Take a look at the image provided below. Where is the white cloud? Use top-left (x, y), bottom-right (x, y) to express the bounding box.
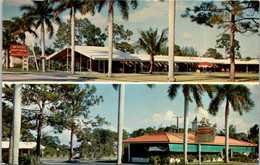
top-left (4, 0), bottom-right (33, 6)
top-left (115, 1), bottom-right (168, 23)
top-left (137, 110), bottom-right (180, 128)
top-left (181, 32), bottom-right (195, 40)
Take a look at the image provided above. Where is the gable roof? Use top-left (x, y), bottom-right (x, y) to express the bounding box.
top-left (47, 46), bottom-right (140, 61)
top-left (123, 132), bottom-right (257, 146)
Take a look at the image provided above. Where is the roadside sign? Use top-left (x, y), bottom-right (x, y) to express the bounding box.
top-left (195, 126), bottom-right (216, 143)
top-left (10, 45), bottom-right (28, 57)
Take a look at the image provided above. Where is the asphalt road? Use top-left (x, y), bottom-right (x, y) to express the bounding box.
top-left (2, 71), bottom-right (106, 82)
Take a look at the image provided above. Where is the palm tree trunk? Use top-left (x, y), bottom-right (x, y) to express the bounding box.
top-left (107, 5), bottom-right (114, 77)
top-left (41, 23), bottom-right (46, 72)
top-left (184, 97), bottom-right (189, 165)
top-left (69, 127), bottom-right (74, 161)
top-left (167, 0), bottom-right (176, 82)
top-left (229, 2), bottom-right (236, 82)
top-left (71, 6), bottom-right (75, 74)
top-left (148, 55), bottom-right (154, 74)
top-left (117, 84), bottom-right (125, 165)
top-left (8, 117), bottom-right (14, 164)
top-left (12, 84), bottom-right (22, 164)
top-left (225, 99), bottom-right (229, 163)
top-left (6, 49), bottom-right (10, 69)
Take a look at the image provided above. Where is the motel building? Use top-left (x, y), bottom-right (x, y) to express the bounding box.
top-left (122, 117), bottom-right (258, 164)
top-left (46, 46), bottom-right (259, 73)
top-left (1, 141), bottom-right (45, 156)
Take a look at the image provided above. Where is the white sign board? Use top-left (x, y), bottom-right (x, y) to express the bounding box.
top-left (195, 127), bottom-right (216, 143)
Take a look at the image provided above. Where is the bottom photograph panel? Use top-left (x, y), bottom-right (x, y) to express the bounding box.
top-left (1, 84), bottom-right (259, 165)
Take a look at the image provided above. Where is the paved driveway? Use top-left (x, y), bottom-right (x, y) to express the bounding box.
top-left (2, 71), bottom-right (106, 82)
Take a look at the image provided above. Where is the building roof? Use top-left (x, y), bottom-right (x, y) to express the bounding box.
top-left (123, 132), bottom-right (257, 147)
top-left (47, 46), bottom-right (140, 61)
top-left (47, 46), bottom-right (259, 65)
top-left (2, 141), bottom-right (45, 149)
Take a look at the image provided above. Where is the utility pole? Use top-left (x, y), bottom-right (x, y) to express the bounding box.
top-left (173, 116), bottom-right (182, 133)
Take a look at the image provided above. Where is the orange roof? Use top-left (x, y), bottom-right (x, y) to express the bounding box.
top-left (123, 132), bottom-right (257, 146)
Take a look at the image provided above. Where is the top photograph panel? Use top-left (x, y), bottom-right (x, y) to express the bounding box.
top-left (2, 0), bottom-right (259, 83)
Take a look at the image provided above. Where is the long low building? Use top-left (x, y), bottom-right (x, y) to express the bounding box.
top-left (2, 141), bottom-right (45, 155)
top-left (123, 132), bottom-right (258, 163)
top-left (47, 46), bottom-right (259, 73)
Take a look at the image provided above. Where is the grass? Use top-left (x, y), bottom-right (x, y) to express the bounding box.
top-left (3, 68), bottom-right (52, 73)
top-left (74, 72), bottom-right (259, 82)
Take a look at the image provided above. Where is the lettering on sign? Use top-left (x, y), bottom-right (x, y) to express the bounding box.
top-left (10, 44), bottom-right (28, 57)
top-left (195, 126), bottom-right (216, 143)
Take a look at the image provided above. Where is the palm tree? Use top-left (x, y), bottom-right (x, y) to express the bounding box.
top-left (12, 13), bottom-right (38, 45)
top-left (95, 0), bottom-right (138, 77)
top-left (2, 20), bottom-right (19, 69)
top-left (137, 28), bottom-right (168, 74)
top-left (208, 85), bottom-right (254, 163)
top-left (52, 0), bottom-right (95, 74)
top-left (21, 0), bottom-right (61, 72)
top-left (168, 84), bottom-right (215, 165)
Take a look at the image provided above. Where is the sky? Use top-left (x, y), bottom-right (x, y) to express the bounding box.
top-left (2, 0), bottom-right (259, 58)
top-left (37, 84), bottom-right (259, 145)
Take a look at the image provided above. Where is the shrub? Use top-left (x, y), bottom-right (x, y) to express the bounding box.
top-left (150, 155), bottom-right (161, 164)
top-left (19, 154), bottom-right (40, 165)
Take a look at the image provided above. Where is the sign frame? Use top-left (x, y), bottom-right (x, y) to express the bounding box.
top-left (10, 44), bottom-right (29, 57)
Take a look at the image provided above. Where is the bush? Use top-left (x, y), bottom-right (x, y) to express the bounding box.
top-left (230, 154), bottom-right (257, 163)
top-left (19, 154), bottom-right (40, 165)
top-left (13, 63), bottom-right (22, 69)
top-left (150, 155), bottom-right (161, 164)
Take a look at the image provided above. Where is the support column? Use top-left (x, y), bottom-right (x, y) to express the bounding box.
top-left (90, 58), bottom-right (92, 72)
top-left (12, 84), bottom-right (22, 165)
top-left (128, 144), bottom-right (131, 163)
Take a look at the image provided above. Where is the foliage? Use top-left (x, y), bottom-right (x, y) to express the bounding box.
top-left (216, 34), bottom-right (241, 59)
top-left (181, 46), bottom-right (199, 57)
top-left (105, 23), bottom-right (135, 54)
top-left (51, 84), bottom-right (103, 160)
top-left (76, 128), bottom-right (116, 159)
top-left (160, 44), bottom-right (183, 56)
top-left (231, 153), bottom-right (258, 163)
top-left (248, 124), bottom-right (259, 144)
top-left (136, 28), bottom-right (168, 74)
top-left (54, 18), bottom-right (107, 49)
top-left (19, 154), bottom-right (40, 165)
top-left (203, 48), bottom-right (223, 59)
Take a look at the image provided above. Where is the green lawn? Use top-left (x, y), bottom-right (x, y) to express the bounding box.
top-left (74, 72), bottom-right (259, 82)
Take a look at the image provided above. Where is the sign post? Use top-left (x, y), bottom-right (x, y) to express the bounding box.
top-left (195, 118), bottom-right (216, 165)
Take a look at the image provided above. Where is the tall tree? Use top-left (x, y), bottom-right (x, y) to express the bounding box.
top-left (52, 0), bottom-right (96, 74)
top-left (54, 18), bottom-right (107, 49)
top-left (182, 1), bottom-right (259, 81)
top-left (216, 33), bottom-right (241, 59)
top-left (168, 84), bottom-right (215, 165)
top-left (95, 0), bottom-right (138, 77)
top-left (248, 124), bottom-right (259, 144)
top-left (136, 28), bottom-right (168, 74)
top-left (208, 85), bottom-right (254, 163)
top-left (52, 85), bottom-right (103, 161)
top-left (203, 48), bottom-right (224, 59)
top-left (21, 0), bottom-right (61, 72)
top-left (12, 13), bottom-right (37, 45)
top-left (105, 23), bottom-right (135, 54)
top-left (22, 85), bottom-right (61, 159)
